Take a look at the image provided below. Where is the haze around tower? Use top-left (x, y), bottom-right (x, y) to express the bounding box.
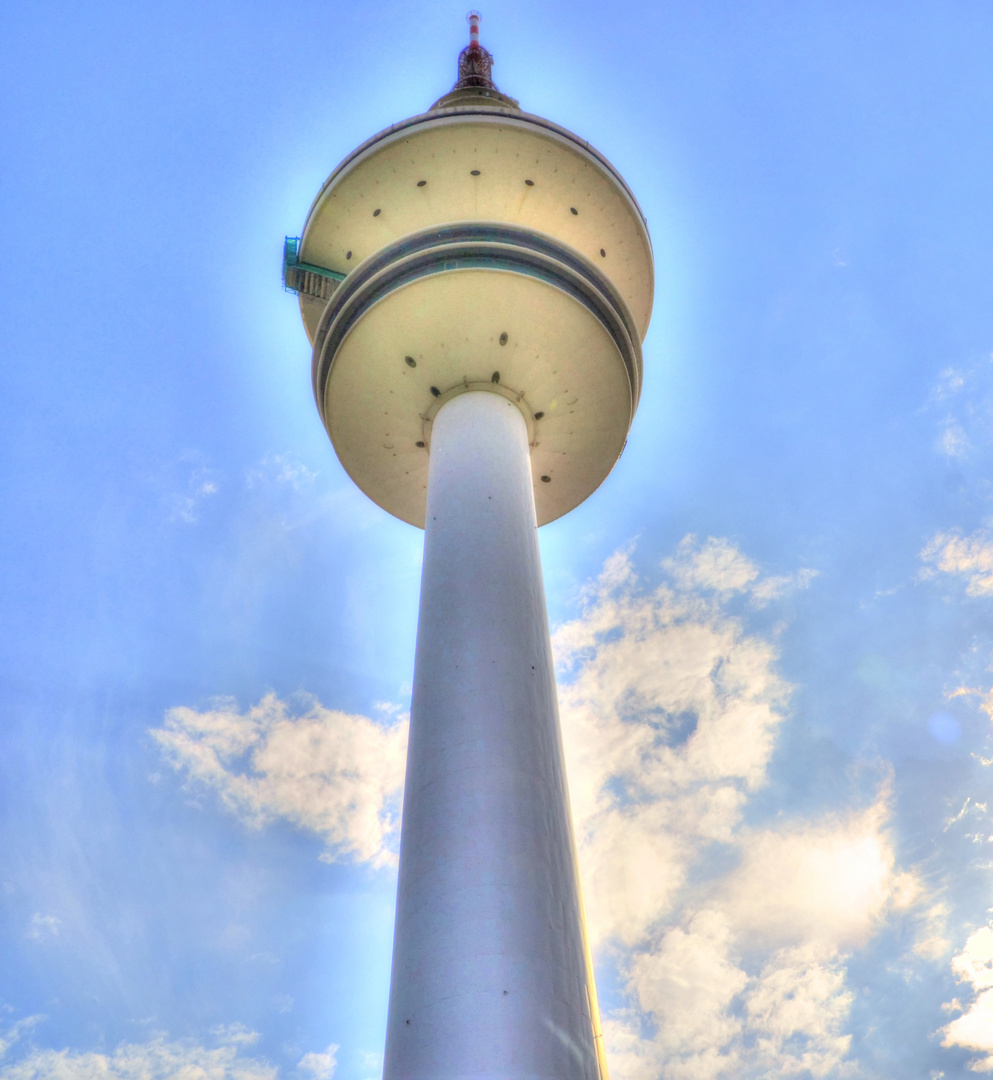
top-left (2, 4), bottom-right (993, 1079)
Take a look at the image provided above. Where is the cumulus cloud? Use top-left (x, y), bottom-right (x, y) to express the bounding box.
top-left (717, 793), bottom-right (908, 950)
top-left (614, 791), bottom-right (914, 1076)
top-left (0, 1031), bottom-right (276, 1080)
top-left (554, 541), bottom-right (792, 947)
top-left (168, 460), bottom-right (220, 524)
top-left (297, 1045), bottom-right (338, 1080)
top-left (0, 1020), bottom-right (343, 1080)
top-left (912, 901), bottom-right (952, 962)
top-left (921, 529), bottom-right (993, 596)
top-left (0, 1018), bottom-right (44, 1064)
top-left (209, 1024), bottom-right (260, 1047)
top-left (603, 791), bottom-right (910, 1077)
top-left (26, 914), bottom-right (61, 942)
top-left (604, 937), bottom-right (856, 1080)
top-left (660, 535), bottom-right (762, 596)
top-left (627, 909), bottom-right (748, 1078)
top-left (552, 539), bottom-right (923, 1078)
top-left (745, 943), bottom-right (854, 1077)
top-left (151, 536), bottom-right (932, 1078)
top-left (245, 454), bottom-right (318, 492)
top-left (659, 535), bottom-right (817, 606)
top-left (150, 694), bottom-right (407, 867)
top-left (941, 925), bottom-right (993, 1071)
top-left (939, 421), bottom-right (969, 458)
top-left (928, 358), bottom-right (993, 462)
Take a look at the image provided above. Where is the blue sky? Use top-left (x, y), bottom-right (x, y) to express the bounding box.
top-left (3, 1), bottom-right (993, 1077)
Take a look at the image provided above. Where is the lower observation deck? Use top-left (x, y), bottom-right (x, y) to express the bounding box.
top-left (297, 223), bottom-right (643, 528)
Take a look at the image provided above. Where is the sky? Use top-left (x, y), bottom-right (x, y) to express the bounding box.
top-left (3, 1), bottom-right (993, 1077)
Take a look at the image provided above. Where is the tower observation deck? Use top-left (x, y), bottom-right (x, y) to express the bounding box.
top-left (284, 14), bottom-right (653, 1079)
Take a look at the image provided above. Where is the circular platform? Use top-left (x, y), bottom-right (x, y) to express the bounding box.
top-left (298, 106), bottom-right (654, 343)
top-left (296, 101), bottom-right (653, 528)
top-left (312, 225), bottom-right (641, 527)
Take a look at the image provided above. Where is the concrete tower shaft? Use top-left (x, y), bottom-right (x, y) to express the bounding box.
top-left (385, 390), bottom-right (601, 1079)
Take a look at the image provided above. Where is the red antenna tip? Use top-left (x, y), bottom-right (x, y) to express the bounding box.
top-left (452, 11), bottom-right (495, 93)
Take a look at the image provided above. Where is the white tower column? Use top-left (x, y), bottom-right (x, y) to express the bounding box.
top-left (291, 23), bottom-right (652, 1072)
top-left (384, 390), bottom-right (600, 1080)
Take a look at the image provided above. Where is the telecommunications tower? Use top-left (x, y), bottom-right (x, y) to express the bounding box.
top-left (283, 14), bottom-right (653, 1079)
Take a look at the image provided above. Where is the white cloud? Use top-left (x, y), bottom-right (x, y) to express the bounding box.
top-left (0, 1033), bottom-right (276, 1080)
top-left (914, 902), bottom-right (952, 962)
top-left (26, 914), bottom-right (61, 942)
top-left (594, 798), bottom-right (898, 1079)
top-left (934, 365), bottom-right (968, 400)
top-left (658, 536), bottom-right (817, 606)
top-left (0, 1018), bottom-right (45, 1064)
top-left (627, 910), bottom-right (747, 1079)
top-left (921, 529), bottom-right (993, 596)
top-left (661, 535), bottom-right (761, 596)
top-left (938, 421), bottom-right (969, 458)
top-left (944, 993), bottom-right (993, 1073)
top-left (604, 941), bottom-right (856, 1080)
top-left (927, 359), bottom-right (993, 462)
top-left (717, 793), bottom-right (902, 950)
top-left (296, 1045), bottom-right (338, 1080)
top-left (209, 1024), bottom-right (260, 1047)
top-left (554, 541), bottom-right (791, 947)
top-left (745, 943), bottom-right (854, 1078)
top-left (0, 1024), bottom-right (341, 1080)
top-left (169, 461), bottom-right (220, 524)
top-left (952, 927), bottom-right (993, 990)
top-left (151, 693), bottom-right (407, 867)
top-left (951, 686), bottom-right (993, 725)
top-left (245, 454), bottom-right (318, 492)
top-left (941, 925), bottom-right (993, 1071)
top-left (551, 539), bottom-right (925, 1079)
top-left (148, 537), bottom-right (933, 1079)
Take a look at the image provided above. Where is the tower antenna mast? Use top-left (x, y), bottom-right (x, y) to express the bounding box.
top-left (456, 10), bottom-right (495, 90)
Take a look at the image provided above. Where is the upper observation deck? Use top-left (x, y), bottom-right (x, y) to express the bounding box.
top-left (285, 18), bottom-right (654, 529)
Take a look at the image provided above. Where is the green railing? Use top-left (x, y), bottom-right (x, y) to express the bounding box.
top-left (282, 236), bottom-right (346, 295)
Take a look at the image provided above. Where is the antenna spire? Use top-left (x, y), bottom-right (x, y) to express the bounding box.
top-left (455, 10), bottom-right (495, 90)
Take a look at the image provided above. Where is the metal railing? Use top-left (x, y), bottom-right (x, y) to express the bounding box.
top-left (282, 236), bottom-right (346, 299)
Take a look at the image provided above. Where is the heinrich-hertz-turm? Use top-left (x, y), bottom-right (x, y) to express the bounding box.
top-left (283, 15), bottom-right (653, 1079)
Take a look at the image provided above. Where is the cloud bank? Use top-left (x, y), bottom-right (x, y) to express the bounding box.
top-left (942, 924), bottom-right (993, 1072)
top-left (151, 536), bottom-right (942, 1078)
top-left (550, 539), bottom-right (928, 1078)
top-left (0, 1017), bottom-right (339, 1080)
top-left (151, 694), bottom-right (407, 867)
top-left (922, 529), bottom-right (993, 597)
top-left (0, 1029), bottom-right (267, 1080)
